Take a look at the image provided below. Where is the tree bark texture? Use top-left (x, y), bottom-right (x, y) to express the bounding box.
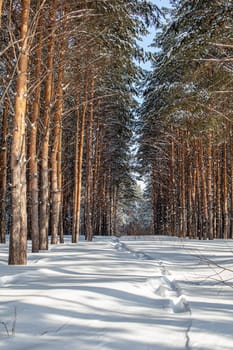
top-left (85, 78), bottom-right (95, 241)
top-left (39, 0), bottom-right (57, 250)
top-left (0, 93), bottom-right (8, 243)
top-left (28, 10), bottom-right (43, 253)
top-left (72, 81), bottom-right (88, 243)
top-left (50, 24), bottom-right (65, 245)
top-left (9, 0), bottom-right (31, 265)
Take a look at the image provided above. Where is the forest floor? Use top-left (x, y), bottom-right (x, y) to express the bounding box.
top-left (0, 235), bottom-right (232, 350)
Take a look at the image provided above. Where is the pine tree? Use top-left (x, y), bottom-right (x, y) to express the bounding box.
top-left (9, 0), bottom-right (31, 265)
top-left (1, 0), bottom-right (160, 263)
top-left (139, 0), bottom-right (233, 239)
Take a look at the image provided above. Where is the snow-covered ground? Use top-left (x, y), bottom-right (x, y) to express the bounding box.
top-left (0, 236), bottom-right (232, 350)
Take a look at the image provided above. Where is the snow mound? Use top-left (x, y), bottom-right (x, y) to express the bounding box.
top-left (170, 295), bottom-right (190, 313)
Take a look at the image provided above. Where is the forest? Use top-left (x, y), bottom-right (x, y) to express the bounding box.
top-left (1, 0), bottom-right (233, 266)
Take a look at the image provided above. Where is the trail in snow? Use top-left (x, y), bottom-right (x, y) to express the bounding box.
top-left (110, 236), bottom-right (233, 350)
top-left (111, 237), bottom-right (193, 350)
top-left (111, 237), bottom-right (191, 313)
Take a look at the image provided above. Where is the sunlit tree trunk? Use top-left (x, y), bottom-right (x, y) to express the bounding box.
top-left (191, 143), bottom-right (197, 239)
top-left (72, 90), bottom-right (80, 239)
top-left (72, 81), bottom-right (88, 243)
top-left (85, 78), bottom-right (95, 241)
top-left (186, 136), bottom-right (193, 238)
top-left (212, 148), bottom-right (217, 239)
top-left (50, 17), bottom-right (65, 244)
top-left (180, 131), bottom-right (186, 237)
top-left (109, 180), bottom-right (114, 236)
top-left (199, 139), bottom-right (208, 239)
top-left (216, 149), bottom-right (222, 239)
top-left (194, 140), bottom-right (202, 239)
top-left (40, 0), bottom-right (57, 250)
top-left (101, 171), bottom-right (108, 234)
top-left (106, 171), bottom-right (111, 235)
top-left (58, 118), bottom-right (64, 243)
top-left (28, 11), bottom-right (43, 253)
top-left (94, 121), bottom-right (105, 236)
top-left (0, 94), bottom-right (8, 243)
top-left (9, 0), bottom-right (31, 265)
top-left (112, 186), bottom-right (118, 235)
top-left (92, 101), bottom-right (101, 235)
top-left (222, 142), bottom-right (229, 239)
top-left (176, 132), bottom-right (181, 236)
top-left (170, 128), bottom-right (176, 236)
top-left (63, 130), bottom-right (73, 235)
top-left (230, 132), bottom-right (233, 239)
top-left (207, 133), bottom-right (214, 240)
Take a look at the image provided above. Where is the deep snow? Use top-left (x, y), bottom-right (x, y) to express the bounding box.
top-left (0, 236), bottom-right (232, 350)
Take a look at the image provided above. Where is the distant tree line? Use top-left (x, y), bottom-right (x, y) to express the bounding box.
top-left (0, 0), bottom-right (158, 264)
top-left (139, 0), bottom-right (233, 239)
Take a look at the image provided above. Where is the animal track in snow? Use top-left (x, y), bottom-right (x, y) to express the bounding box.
top-left (111, 240), bottom-right (132, 253)
top-left (111, 237), bottom-right (191, 314)
top-left (146, 275), bottom-right (190, 313)
top-left (111, 238), bottom-right (152, 259)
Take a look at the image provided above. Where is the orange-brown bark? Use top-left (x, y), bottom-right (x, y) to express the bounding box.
top-left (9, 0), bottom-right (31, 265)
top-left (40, 0), bottom-right (57, 250)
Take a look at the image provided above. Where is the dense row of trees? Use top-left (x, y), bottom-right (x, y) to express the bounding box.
top-left (139, 0), bottom-right (233, 239)
top-left (3, 0), bottom-right (232, 266)
top-left (0, 0), bottom-right (158, 264)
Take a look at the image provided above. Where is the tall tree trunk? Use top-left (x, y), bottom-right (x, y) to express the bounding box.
top-left (72, 91), bottom-right (80, 239)
top-left (230, 132), bottom-right (233, 239)
top-left (112, 186), bottom-right (118, 235)
top-left (180, 132), bottom-right (186, 237)
top-left (192, 140), bottom-right (198, 239)
top-left (176, 133), bottom-right (181, 236)
top-left (199, 139), bottom-right (208, 239)
top-left (94, 121), bottom-right (105, 236)
top-left (9, 0), bottom-right (31, 265)
top-left (39, 0), bottom-right (57, 250)
top-left (100, 170), bottom-right (108, 236)
top-left (72, 82), bottom-right (88, 243)
top-left (0, 94), bottom-right (8, 243)
top-left (195, 140), bottom-right (202, 239)
top-left (223, 142), bottom-right (229, 239)
top-left (92, 101), bottom-right (101, 235)
top-left (170, 128), bottom-right (176, 236)
top-left (216, 149), bottom-right (222, 239)
top-left (186, 136), bottom-right (193, 238)
top-left (212, 148), bottom-right (217, 239)
top-left (28, 11), bottom-right (43, 253)
top-left (85, 78), bottom-right (95, 241)
top-left (152, 168), bottom-right (158, 235)
top-left (207, 133), bottom-right (214, 240)
top-left (58, 119), bottom-right (64, 243)
top-left (50, 22), bottom-right (65, 245)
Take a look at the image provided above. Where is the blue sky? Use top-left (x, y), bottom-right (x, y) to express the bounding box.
top-left (140, 0), bottom-right (171, 70)
top-left (143, 0), bottom-right (171, 48)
